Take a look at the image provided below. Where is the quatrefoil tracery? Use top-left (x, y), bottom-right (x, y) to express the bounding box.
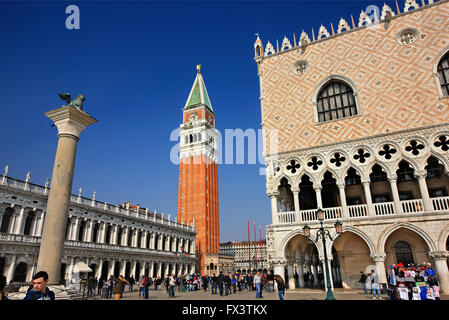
top-left (307, 157), bottom-right (323, 171)
top-left (353, 149), bottom-right (371, 163)
top-left (378, 144), bottom-right (397, 160)
top-left (434, 135), bottom-right (449, 152)
top-left (286, 160), bottom-right (301, 174)
top-left (330, 153), bottom-right (346, 167)
top-left (405, 140), bottom-right (425, 156)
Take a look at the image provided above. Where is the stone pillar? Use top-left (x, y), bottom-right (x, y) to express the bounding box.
top-left (67, 257), bottom-right (75, 281)
top-left (122, 227), bottom-right (128, 246)
top-left (271, 259), bottom-right (286, 290)
top-left (120, 260), bottom-right (126, 276)
top-left (99, 223), bottom-right (106, 244)
top-left (157, 262), bottom-right (162, 277)
top-left (151, 233), bottom-right (156, 250)
top-left (314, 185), bottom-right (323, 210)
top-left (37, 211), bottom-right (45, 237)
top-left (36, 105), bottom-right (96, 284)
top-left (296, 256), bottom-right (305, 287)
top-left (7, 211), bottom-right (18, 234)
top-left (140, 262), bottom-right (146, 277)
top-left (287, 260), bottom-right (296, 289)
top-left (416, 171), bottom-right (433, 211)
top-left (14, 207), bottom-right (26, 234)
top-left (388, 176), bottom-right (403, 214)
top-left (429, 251), bottom-right (449, 293)
top-left (96, 259), bottom-right (103, 279)
top-left (6, 255), bottom-right (16, 284)
top-left (371, 253), bottom-right (388, 287)
top-left (112, 225), bottom-right (118, 245)
top-left (311, 256), bottom-right (319, 287)
top-left (362, 181), bottom-right (375, 216)
top-left (337, 182), bottom-right (348, 218)
top-left (268, 191), bottom-right (279, 224)
top-left (292, 188), bottom-right (301, 222)
top-left (86, 220), bottom-right (94, 242)
top-left (109, 260), bottom-right (115, 278)
top-left (165, 235), bottom-right (170, 252)
top-left (131, 261), bottom-right (137, 278)
top-left (71, 217), bottom-right (79, 241)
top-left (148, 262), bottom-right (154, 278)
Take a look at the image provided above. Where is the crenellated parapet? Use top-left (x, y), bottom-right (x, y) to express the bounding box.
top-left (253, 0), bottom-right (441, 59)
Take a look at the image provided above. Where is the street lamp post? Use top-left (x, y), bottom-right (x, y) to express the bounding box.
top-left (303, 208), bottom-right (343, 300)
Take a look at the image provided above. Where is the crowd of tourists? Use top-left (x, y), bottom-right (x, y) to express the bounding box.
top-left (358, 262), bottom-right (441, 300)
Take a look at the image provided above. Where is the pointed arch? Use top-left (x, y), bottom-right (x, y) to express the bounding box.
top-left (326, 226), bottom-right (376, 257)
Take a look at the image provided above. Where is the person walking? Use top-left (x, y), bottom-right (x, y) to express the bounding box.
top-left (274, 275), bottom-right (286, 300)
top-left (231, 275), bottom-right (237, 294)
top-left (97, 277), bottom-right (104, 296)
top-left (369, 269), bottom-right (382, 299)
top-left (23, 271), bottom-right (55, 300)
top-left (254, 271), bottom-right (262, 299)
top-left (168, 274), bottom-right (176, 298)
top-left (128, 275), bottom-right (135, 291)
top-left (217, 271), bottom-right (225, 296)
top-left (107, 275), bottom-right (114, 298)
top-left (143, 275), bottom-right (150, 299)
top-left (113, 275), bottom-right (128, 300)
top-left (359, 271), bottom-right (368, 294)
top-left (211, 274), bottom-right (218, 295)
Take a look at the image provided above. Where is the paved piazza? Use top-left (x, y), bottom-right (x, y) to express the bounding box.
top-left (92, 288), bottom-right (448, 300)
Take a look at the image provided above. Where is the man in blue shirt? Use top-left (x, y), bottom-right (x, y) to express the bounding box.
top-left (23, 271), bottom-right (55, 300)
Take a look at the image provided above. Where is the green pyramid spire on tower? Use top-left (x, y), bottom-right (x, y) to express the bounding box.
top-left (185, 65), bottom-right (213, 111)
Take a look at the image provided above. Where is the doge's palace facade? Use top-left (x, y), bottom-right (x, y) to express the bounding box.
top-left (255, 0), bottom-right (449, 292)
top-left (0, 171), bottom-right (196, 285)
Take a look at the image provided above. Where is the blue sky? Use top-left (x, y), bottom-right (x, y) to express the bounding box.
top-left (0, 0), bottom-right (389, 241)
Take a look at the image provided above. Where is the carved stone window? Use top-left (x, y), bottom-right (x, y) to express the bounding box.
top-left (405, 139), bottom-right (425, 156)
top-left (378, 144), bottom-right (397, 160)
top-left (330, 152), bottom-right (346, 167)
top-left (434, 135), bottom-right (449, 152)
top-left (396, 28), bottom-right (419, 46)
top-left (353, 149), bottom-right (371, 163)
top-left (286, 160), bottom-right (300, 174)
top-left (292, 60), bottom-right (309, 75)
top-left (307, 156), bottom-right (323, 171)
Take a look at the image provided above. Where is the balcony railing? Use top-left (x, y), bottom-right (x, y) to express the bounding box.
top-left (276, 196), bottom-right (449, 224)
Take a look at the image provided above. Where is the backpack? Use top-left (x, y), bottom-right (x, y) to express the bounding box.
top-left (142, 277), bottom-right (146, 285)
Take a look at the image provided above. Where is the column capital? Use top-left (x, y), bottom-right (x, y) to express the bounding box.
top-left (336, 181), bottom-right (346, 189)
top-left (45, 105), bottom-right (97, 139)
top-left (361, 180), bottom-right (371, 185)
top-left (370, 253), bottom-right (386, 262)
top-left (428, 251), bottom-right (449, 260)
top-left (414, 170), bottom-right (427, 179)
top-left (267, 191), bottom-right (280, 197)
top-left (291, 187), bottom-right (300, 193)
top-left (313, 184), bottom-right (322, 191)
top-left (271, 258), bottom-right (287, 266)
top-left (387, 174), bottom-right (397, 182)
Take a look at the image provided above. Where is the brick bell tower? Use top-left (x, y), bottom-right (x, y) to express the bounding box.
top-left (177, 65), bottom-right (219, 275)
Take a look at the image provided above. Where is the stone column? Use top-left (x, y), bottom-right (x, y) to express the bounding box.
top-left (150, 233), bottom-right (156, 250)
top-left (37, 211), bottom-right (45, 237)
top-left (311, 256), bottom-right (319, 287)
top-left (314, 185), bottom-right (323, 210)
top-left (37, 105), bottom-right (96, 284)
top-left (148, 262), bottom-right (154, 278)
top-left (429, 251), bottom-right (449, 293)
top-left (157, 262), bottom-right (162, 277)
top-left (67, 257), bottom-right (75, 282)
top-left (109, 260), bottom-right (115, 278)
top-left (141, 231), bottom-right (148, 249)
top-left (271, 259), bottom-right (286, 290)
top-left (140, 262), bottom-right (146, 277)
top-left (287, 260), bottom-right (296, 289)
top-left (120, 260), bottom-right (126, 276)
top-left (71, 217), bottom-right (79, 241)
top-left (268, 191), bottom-right (279, 224)
top-left (337, 182), bottom-right (348, 218)
top-left (388, 175), bottom-right (403, 214)
top-left (99, 222), bottom-right (106, 244)
top-left (165, 235), bottom-right (171, 252)
top-left (96, 259), bottom-right (103, 279)
top-left (292, 188), bottom-right (301, 222)
top-left (131, 261), bottom-right (137, 278)
top-left (371, 253), bottom-right (388, 287)
top-left (416, 171), bottom-right (433, 211)
top-left (8, 211), bottom-right (18, 234)
top-left (6, 255), bottom-right (16, 284)
top-left (14, 207), bottom-right (26, 234)
top-left (296, 256), bottom-right (305, 287)
top-left (86, 220), bottom-right (94, 242)
top-left (112, 225), bottom-right (118, 245)
top-left (362, 180), bottom-right (375, 216)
